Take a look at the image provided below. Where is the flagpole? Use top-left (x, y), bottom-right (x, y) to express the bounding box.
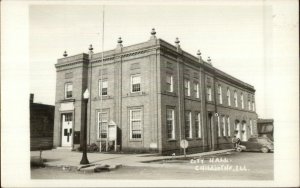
top-left (99, 5), bottom-right (105, 152)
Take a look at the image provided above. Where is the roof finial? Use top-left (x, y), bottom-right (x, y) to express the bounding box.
top-left (88, 44), bottom-right (94, 60)
top-left (151, 28), bottom-right (156, 36)
top-left (175, 37), bottom-right (180, 45)
top-left (197, 50), bottom-right (202, 62)
top-left (207, 56), bottom-right (212, 64)
top-left (116, 37), bottom-right (123, 49)
top-left (89, 44), bottom-right (93, 51)
top-left (63, 50), bottom-right (68, 57)
top-left (197, 50), bottom-right (201, 57)
top-left (117, 37), bottom-right (123, 44)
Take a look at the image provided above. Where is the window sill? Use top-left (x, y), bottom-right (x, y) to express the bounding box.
top-left (129, 139), bottom-right (142, 142)
top-left (195, 138), bottom-right (202, 140)
top-left (96, 138), bottom-right (108, 141)
top-left (60, 98), bottom-right (75, 102)
top-left (186, 138), bottom-right (193, 141)
top-left (126, 92), bottom-right (146, 97)
top-left (94, 95), bottom-right (113, 100)
top-left (164, 91), bottom-right (177, 96)
top-left (167, 139), bottom-right (177, 142)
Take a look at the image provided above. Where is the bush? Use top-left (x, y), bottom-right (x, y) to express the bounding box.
top-left (87, 143), bottom-right (99, 152)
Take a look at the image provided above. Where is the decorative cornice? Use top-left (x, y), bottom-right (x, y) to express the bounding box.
top-left (58, 53), bottom-right (89, 63)
top-left (55, 38), bottom-right (255, 92)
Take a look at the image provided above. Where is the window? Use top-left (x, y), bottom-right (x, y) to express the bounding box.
top-left (218, 85), bottom-right (223, 104)
top-left (222, 116), bottom-right (226, 136)
top-left (130, 109), bottom-right (142, 139)
top-left (65, 113), bottom-right (72, 122)
top-left (166, 109), bottom-right (175, 139)
top-left (185, 111), bottom-right (192, 138)
top-left (241, 93), bottom-right (244, 109)
top-left (234, 91), bottom-right (238, 107)
top-left (250, 119), bottom-right (253, 135)
top-left (252, 101), bottom-right (255, 111)
top-left (193, 82), bottom-right (200, 98)
top-left (195, 112), bottom-right (201, 138)
top-left (207, 86), bottom-right (212, 101)
top-left (217, 116), bottom-right (221, 137)
top-left (131, 75), bottom-right (141, 92)
top-left (248, 100), bottom-right (251, 110)
top-left (99, 80), bottom-right (108, 96)
top-left (166, 74), bottom-right (173, 92)
top-left (98, 112), bottom-right (108, 139)
top-left (227, 88), bottom-right (231, 106)
top-left (184, 79), bottom-right (190, 96)
top-left (227, 117), bottom-right (231, 136)
top-left (64, 83), bottom-right (73, 99)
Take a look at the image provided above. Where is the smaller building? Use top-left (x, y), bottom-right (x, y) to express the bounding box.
top-left (30, 94), bottom-right (55, 150)
top-left (257, 119), bottom-right (274, 141)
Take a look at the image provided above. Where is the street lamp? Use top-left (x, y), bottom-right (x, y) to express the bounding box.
top-left (80, 89), bottom-right (90, 164)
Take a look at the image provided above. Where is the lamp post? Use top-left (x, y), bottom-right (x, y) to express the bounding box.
top-left (80, 89), bottom-right (90, 164)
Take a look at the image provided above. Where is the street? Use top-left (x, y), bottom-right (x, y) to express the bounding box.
top-left (31, 152), bottom-right (273, 180)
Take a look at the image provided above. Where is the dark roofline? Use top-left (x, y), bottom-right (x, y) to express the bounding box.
top-left (258, 119), bottom-right (274, 123)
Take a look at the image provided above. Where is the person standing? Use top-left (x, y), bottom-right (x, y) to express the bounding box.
top-left (232, 136), bottom-right (241, 149)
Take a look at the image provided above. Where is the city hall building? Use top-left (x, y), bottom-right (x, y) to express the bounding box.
top-left (53, 29), bottom-right (258, 154)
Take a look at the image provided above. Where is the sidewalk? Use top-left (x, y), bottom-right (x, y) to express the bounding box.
top-left (31, 149), bottom-right (234, 170)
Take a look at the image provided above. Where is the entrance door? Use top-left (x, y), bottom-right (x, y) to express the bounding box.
top-left (241, 122), bottom-right (247, 141)
top-left (235, 121), bottom-right (241, 139)
top-left (61, 113), bottom-right (73, 147)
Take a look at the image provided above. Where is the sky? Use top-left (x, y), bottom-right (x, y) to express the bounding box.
top-left (30, 4), bottom-right (270, 117)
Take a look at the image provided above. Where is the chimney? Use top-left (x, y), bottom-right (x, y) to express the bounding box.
top-left (30, 93), bottom-right (34, 103)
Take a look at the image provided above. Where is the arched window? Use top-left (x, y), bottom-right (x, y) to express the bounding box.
top-left (217, 116), bottom-right (221, 137)
top-left (241, 93), bottom-right (244, 109)
top-left (234, 91), bottom-right (238, 107)
top-left (227, 88), bottom-right (231, 106)
top-left (227, 116), bottom-right (231, 136)
top-left (222, 116), bottom-right (226, 136)
top-left (218, 85), bottom-right (223, 104)
top-left (249, 119), bottom-right (253, 135)
top-left (207, 86), bottom-right (212, 101)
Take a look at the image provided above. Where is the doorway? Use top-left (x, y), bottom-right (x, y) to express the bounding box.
top-left (61, 113), bottom-right (73, 147)
top-left (241, 121), bottom-right (247, 141)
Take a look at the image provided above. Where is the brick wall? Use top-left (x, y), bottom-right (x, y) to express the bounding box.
top-left (30, 99), bottom-right (54, 150)
top-left (53, 37), bottom-right (258, 154)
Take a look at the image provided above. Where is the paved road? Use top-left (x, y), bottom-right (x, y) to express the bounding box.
top-left (31, 152), bottom-right (273, 180)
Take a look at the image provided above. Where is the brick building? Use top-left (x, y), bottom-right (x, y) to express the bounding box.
top-left (53, 29), bottom-right (258, 154)
top-left (30, 94), bottom-right (55, 150)
top-left (257, 119), bottom-right (274, 141)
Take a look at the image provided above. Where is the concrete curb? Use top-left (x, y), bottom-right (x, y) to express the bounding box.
top-left (41, 149), bottom-right (235, 172)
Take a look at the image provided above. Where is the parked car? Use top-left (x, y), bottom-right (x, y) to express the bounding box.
top-left (237, 137), bottom-right (274, 153)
